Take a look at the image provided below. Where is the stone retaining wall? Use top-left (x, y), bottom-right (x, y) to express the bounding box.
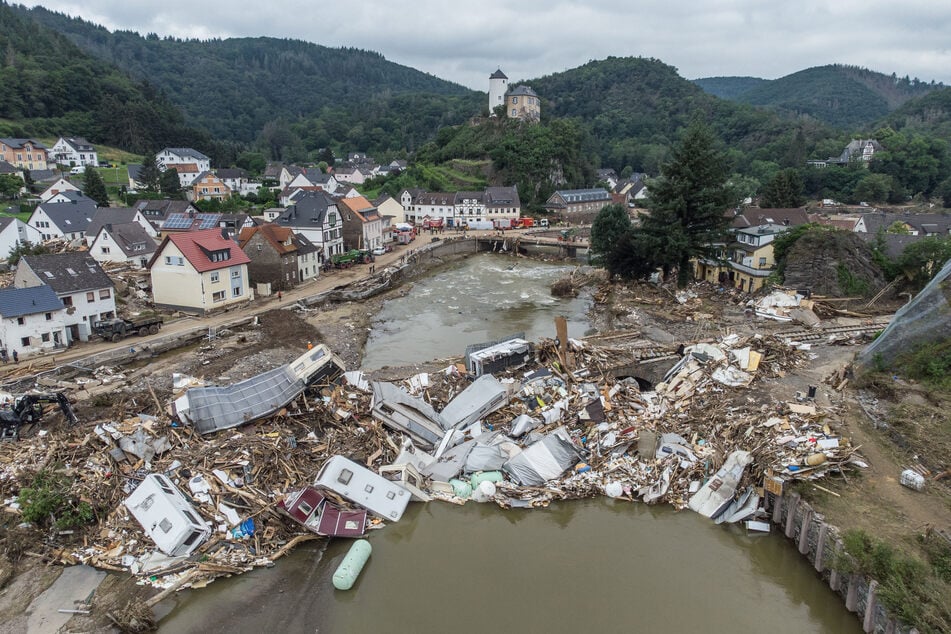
top-left (771, 491), bottom-right (917, 634)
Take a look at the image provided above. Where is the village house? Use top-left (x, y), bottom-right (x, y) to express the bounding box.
top-left (216, 168), bottom-right (259, 196)
top-left (374, 194), bottom-right (406, 226)
top-left (88, 222), bottom-right (157, 269)
top-left (807, 139), bottom-right (883, 168)
top-left (159, 212), bottom-right (224, 236)
top-left (333, 166), bottom-right (371, 185)
top-left (15, 252), bottom-right (116, 343)
top-left (191, 171), bottom-right (231, 201)
top-left (410, 192), bottom-right (455, 226)
top-left (127, 164), bottom-right (145, 191)
top-left (86, 207), bottom-right (159, 243)
top-left (338, 196), bottom-right (384, 251)
top-left (0, 285), bottom-right (67, 359)
top-left (0, 217), bottom-right (42, 262)
top-left (0, 138), bottom-right (48, 171)
top-left (694, 208), bottom-right (811, 293)
top-left (237, 224), bottom-right (320, 291)
top-left (27, 193), bottom-right (98, 242)
top-left (453, 191), bottom-right (485, 227)
top-left (165, 163), bottom-right (202, 188)
top-left (544, 189), bottom-right (612, 215)
top-left (132, 200), bottom-right (200, 231)
top-left (49, 137), bottom-right (98, 168)
top-left (38, 178), bottom-right (81, 202)
top-left (484, 186), bottom-right (521, 223)
top-left (149, 228), bottom-right (251, 315)
top-left (157, 148), bottom-right (211, 174)
top-left (272, 191), bottom-right (344, 264)
top-left (506, 85), bottom-right (541, 121)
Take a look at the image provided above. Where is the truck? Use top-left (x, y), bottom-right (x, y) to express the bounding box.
top-left (493, 218), bottom-right (514, 230)
top-left (466, 220), bottom-right (494, 231)
top-left (93, 315), bottom-right (164, 342)
top-left (518, 217), bottom-right (535, 228)
top-left (331, 249), bottom-right (372, 268)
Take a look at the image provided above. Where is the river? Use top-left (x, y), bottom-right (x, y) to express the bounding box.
top-left (157, 254), bottom-right (860, 633)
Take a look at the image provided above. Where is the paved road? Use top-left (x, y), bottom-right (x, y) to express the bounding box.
top-left (1, 227), bottom-right (562, 376)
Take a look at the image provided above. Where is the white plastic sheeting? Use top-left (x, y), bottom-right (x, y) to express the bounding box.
top-left (503, 427), bottom-right (580, 486)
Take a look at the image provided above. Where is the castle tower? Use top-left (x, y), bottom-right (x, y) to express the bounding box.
top-left (488, 69), bottom-right (508, 114)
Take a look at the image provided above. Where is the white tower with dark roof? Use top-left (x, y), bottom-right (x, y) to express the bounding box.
top-left (489, 69), bottom-right (508, 114)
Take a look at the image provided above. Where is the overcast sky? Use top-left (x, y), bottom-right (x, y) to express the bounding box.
top-left (31, 1), bottom-right (951, 90)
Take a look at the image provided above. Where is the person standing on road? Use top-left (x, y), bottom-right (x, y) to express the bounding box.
top-left (12, 350), bottom-right (18, 364)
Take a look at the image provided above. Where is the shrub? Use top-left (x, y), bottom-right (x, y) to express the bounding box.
top-left (17, 470), bottom-right (95, 530)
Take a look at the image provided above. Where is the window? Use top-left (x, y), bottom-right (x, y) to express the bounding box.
top-left (101, 247), bottom-right (110, 254)
top-left (231, 269), bottom-right (240, 279)
top-left (20, 337), bottom-right (29, 346)
top-left (212, 290), bottom-right (226, 302)
top-left (232, 286), bottom-right (242, 298)
top-left (759, 257), bottom-right (768, 267)
top-left (364, 484), bottom-right (374, 494)
top-left (511, 108), bottom-right (517, 117)
top-left (159, 518), bottom-right (173, 533)
top-left (298, 501), bottom-right (313, 516)
top-left (16, 317), bottom-right (24, 325)
top-left (337, 469), bottom-right (353, 485)
top-left (512, 96), bottom-right (518, 104)
top-left (210, 272), bottom-right (219, 283)
top-left (99, 289), bottom-right (110, 300)
top-left (86, 292), bottom-right (95, 302)
top-left (45, 312), bottom-right (52, 321)
top-left (41, 333), bottom-right (50, 342)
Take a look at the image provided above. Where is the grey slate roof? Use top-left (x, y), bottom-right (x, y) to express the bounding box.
top-left (0, 160), bottom-right (19, 174)
top-left (731, 208), bottom-right (810, 229)
top-left (133, 199), bottom-right (198, 224)
top-left (490, 69), bottom-right (508, 79)
top-left (485, 186), bottom-right (520, 208)
top-left (35, 196), bottom-right (98, 234)
top-left (20, 253), bottom-right (114, 294)
top-left (0, 285), bottom-right (63, 318)
top-left (127, 164), bottom-right (143, 182)
top-left (216, 168), bottom-right (247, 179)
top-left (294, 232), bottom-right (319, 255)
top-left (86, 207), bottom-right (138, 240)
top-left (59, 137), bottom-right (95, 152)
top-left (0, 138), bottom-right (47, 150)
top-left (162, 147), bottom-right (210, 161)
top-left (551, 189), bottom-right (610, 203)
top-left (454, 191), bottom-right (485, 204)
top-left (275, 191), bottom-right (337, 228)
top-left (0, 216), bottom-right (14, 234)
top-left (99, 222), bottom-right (156, 258)
top-left (508, 85), bottom-right (538, 97)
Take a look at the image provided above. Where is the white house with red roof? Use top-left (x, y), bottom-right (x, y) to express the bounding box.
top-left (148, 228), bottom-right (251, 315)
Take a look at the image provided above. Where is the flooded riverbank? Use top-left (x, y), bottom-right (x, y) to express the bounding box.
top-left (158, 500), bottom-right (860, 633)
top-left (362, 254), bottom-right (592, 369)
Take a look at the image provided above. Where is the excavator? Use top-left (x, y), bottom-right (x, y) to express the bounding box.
top-left (0, 392), bottom-right (78, 441)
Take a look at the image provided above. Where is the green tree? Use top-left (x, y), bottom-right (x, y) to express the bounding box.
top-left (936, 176), bottom-right (951, 208)
top-left (160, 168), bottom-right (182, 197)
top-left (622, 122), bottom-right (738, 286)
top-left (853, 173), bottom-right (893, 203)
top-left (138, 153), bottom-right (161, 193)
top-left (7, 240), bottom-right (49, 265)
top-left (0, 174), bottom-right (24, 198)
top-left (759, 168), bottom-right (804, 208)
top-left (896, 237), bottom-right (951, 289)
top-left (590, 204), bottom-right (632, 266)
top-left (82, 167), bottom-right (109, 206)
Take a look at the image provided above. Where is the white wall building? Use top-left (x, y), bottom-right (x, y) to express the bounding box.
top-left (0, 217), bottom-right (42, 262)
top-left (0, 285), bottom-right (67, 359)
top-left (50, 137), bottom-right (99, 168)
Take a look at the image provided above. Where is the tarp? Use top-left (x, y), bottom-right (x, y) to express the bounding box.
top-left (503, 427), bottom-right (581, 486)
top-left (175, 365), bottom-right (304, 434)
top-left (465, 444), bottom-right (507, 473)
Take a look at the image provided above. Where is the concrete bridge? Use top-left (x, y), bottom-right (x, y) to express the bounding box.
top-left (474, 233), bottom-right (590, 259)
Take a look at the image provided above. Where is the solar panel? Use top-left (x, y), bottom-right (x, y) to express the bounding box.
top-left (196, 214), bottom-right (221, 229)
top-left (161, 213), bottom-right (193, 230)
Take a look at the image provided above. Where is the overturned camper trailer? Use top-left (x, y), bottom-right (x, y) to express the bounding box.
top-left (314, 456), bottom-right (412, 522)
top-left (278, 486), bottom-right (368, 538)
top-left (124, 474), bottom-right (211, 557)
top-left (440, 374), bottom-right (509, 430)
top-left (465, 337), bottom-right (533, 377)
top-left (370, 381), bottom-right (448, 448)
top-left (174, 345), bottom-right (344, 434)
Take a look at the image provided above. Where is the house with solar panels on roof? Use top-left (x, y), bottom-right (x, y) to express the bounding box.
top-left (148, 228), bottom-right (251, 315)
top-left (0, 285), bottom-right (67, 359)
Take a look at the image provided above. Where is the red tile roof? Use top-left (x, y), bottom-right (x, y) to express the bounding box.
top-left (237, 224), bottom-right (297, 254)
top-left (158, 228), bottom-right (251, 272)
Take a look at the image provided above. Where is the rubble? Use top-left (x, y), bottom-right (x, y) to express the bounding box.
top-left (0, 320), bottom-right (872, 605)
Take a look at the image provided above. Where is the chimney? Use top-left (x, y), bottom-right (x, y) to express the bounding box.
top-left (220, 227), bottom-right (230, 240)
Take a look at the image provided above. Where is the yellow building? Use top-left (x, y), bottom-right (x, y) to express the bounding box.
top-left (694, 224), bottom-right (787, 293)
top-left (506, 85), bottom-right (541, 121)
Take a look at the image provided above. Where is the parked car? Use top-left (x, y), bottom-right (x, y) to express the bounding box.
top-left (371, 246), bottom-right (386, 256)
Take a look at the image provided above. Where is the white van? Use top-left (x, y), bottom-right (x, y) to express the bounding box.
top-left (69, 166), bottom-right (85, 175)
top-left (538, 218), bottom-right (549, 227)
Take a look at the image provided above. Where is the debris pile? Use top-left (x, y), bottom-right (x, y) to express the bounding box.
top-left (0, 328), bottom-right (871, 597)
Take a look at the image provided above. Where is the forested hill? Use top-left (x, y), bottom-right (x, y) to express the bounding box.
top-left (0, 2), bottom-right (208, 153)
top-left (883, 87), bottom-right (951, 140)
top-left (526, 57), bottom-right (829, 174)
top-left (700, 65), bottom-right (943, 130)
top-left (16, 4), bottom-right (477, 145)
top-left (692, 76), bottom-right (768, 100)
